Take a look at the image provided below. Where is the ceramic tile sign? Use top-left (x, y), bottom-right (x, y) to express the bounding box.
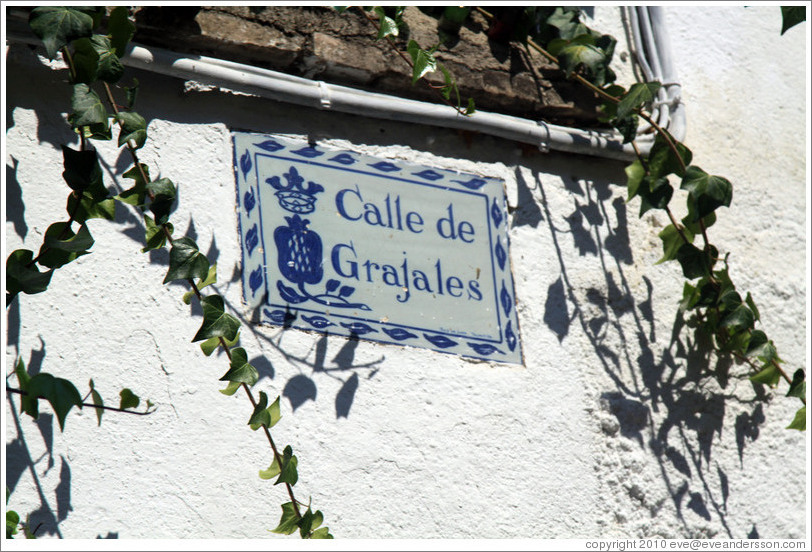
top-left (232, 132), bottom-right (522, 364)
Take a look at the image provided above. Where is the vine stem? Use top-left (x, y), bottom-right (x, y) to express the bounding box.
top-left (6, 387), bottom-right (156, 415)
top-left (101, 80), bottom-right (304, 525)
top-left (359, 8), bottom-right (467, 116)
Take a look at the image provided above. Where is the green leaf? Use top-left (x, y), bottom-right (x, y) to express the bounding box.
top-left (89, 379), bottom-right (104, 426)
top-left (116, 111), bottom-right (147, 149)
top-left (142, 216), bottom-right (172, 253)
top-left (299, 508), bottom-right (324, 538)
top-left (555, 35), bottom-right (612, 86)
top-left (146, 178), bottom-right (176, 224)
top-left (219, 381), bottom-right (241, 396)
top-left (26, 373), bottom-right (83, 431)
top-left (407, 40), bottom-right (438, 84)
top-left (647, 131), bottom-right (692, 179)
top-left (675, 243), bottom-right (716, 280)
top-left (464, 97), bottom-right (476, 115)
top-left (28, 6), bottom-right (94, 59)
top-left (744, 292), bottom-right (760, 323)
top-left (248, 392), bottom-right (281, 430)
top-left (200, 330), bottom-right (239, 356)
top-left (115, 163), bottom-right (150, 207)
top-left (720, 304), bottom-right (755, 335)
top-left (656, 224), bottom-right (694, 264)
top-left (71, 37), bottom-right (100, 84)
top-left (61, 145), bottom-right (102, 192)
top-left (374, 7), bottom-right (399, 39)
top-left (184, 262), bottom-right (218, 304)
top-left (680, 165), bottom-right (733, 221)
top-left (786, 369), bottom-right (806, 400)
top-left (92, 35), bottom-right (125, 83)
top-left (617, 81), bottom-right (662, 119)
top-left (786, 406), bottom-right (806, 431)
top-left (6, 249), bottom-right (53, 303)
top-left (309, 527), bottom-right (333, 539)
top-left (125, 78), bottom-right (139, 110)
top-left (750, 363), bottom-right (782, 387)
top-left (624, 159), bottom-right (645, 201)
top-left (259, 456), bottom-right (281, 480)
top-left (164, 237), bottom-right (210, 284)
top-left (71, 84), bottom-right (107, 128)
top-left (108, 7), bottom-right (136, 57)
top-left (119, 388), bottom-right (140, 410)
top-left (270, 502), bottom-right (300, 535)
top-left (638, 176), bottom-right (673, 216)
top-left (193, 295), bottom-right (241, 343)
top-left (7, 508), bottom-right (20, 539)
top-left (613, 114), bottom-right (638, 144)
top-left (15, 358), bottom-right (39, 419)
top-left (219, 346), bottom-right (258, 386)
top-left (781, 6), bottom-right (806, 35)
top-left (37, 222), bottom-right (94, 269)
top-left (275, 445), bottom-right (299, 487)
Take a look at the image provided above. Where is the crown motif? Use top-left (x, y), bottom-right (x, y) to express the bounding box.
top-left (266, 166), bottom-right (324, 214)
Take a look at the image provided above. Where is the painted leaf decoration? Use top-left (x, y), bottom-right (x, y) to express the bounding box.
top-left (291, 146), bottom-right (323, 158)
top-left (495, 240), bottom-right (506, 271)
top-left (382, 327), bottom-right (418, 341)
top-left (265, 309), bottom-right (296, 325)
top-left (302, 315), bottom-right (334, 329)
top-left (276, 280), bottom-right (308, 304)
top-left (329, 153), bottom-right (356, 165)
top-left (243, 187), bottom-right (256, 215)
top-left (338, 285), bottom-right (355, 298)
top-left (452, 178), bottom-right (487, 190)
top-left (490, 197), bottom-right (503, 227)
top-left (500, 281), bottom-right (513, 316)
top-left (505, 320), bottom-right (517, 352)
top-left (325, 279), bottom-right (340, 293)
top-left (255, 139), bottom-right (284, 152)
top-left (240, 150), bottom-right (252, 176)
top-left (468, 343), bottom-right (504, 356)
top-left (423, 334), bottom-right (458, 349)
top-left (245, 224), bottom-right (259, 257)
top-left (340, 322), bottom-right (377, 335)
top-left (368, 161), bottom-right (400, 172)
top-left (249, 266), bottom-right (264, 295)
top-left (413, 169), bottom-right (444, 181)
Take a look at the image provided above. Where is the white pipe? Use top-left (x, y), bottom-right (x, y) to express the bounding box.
top-left (8, 6), bottom-right (685, 159)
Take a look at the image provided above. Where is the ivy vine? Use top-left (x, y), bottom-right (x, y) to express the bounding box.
top-left (354, 6), bottom-right (806, 430)
top-left (7, 6), bottom-right (332, 539)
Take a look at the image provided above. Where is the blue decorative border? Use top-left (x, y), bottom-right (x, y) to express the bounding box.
top-left (232, 132), bottom-right (523, 364)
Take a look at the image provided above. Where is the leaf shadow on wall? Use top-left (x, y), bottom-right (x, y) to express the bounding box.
top-left (531, 166), bottom-right (769, 538)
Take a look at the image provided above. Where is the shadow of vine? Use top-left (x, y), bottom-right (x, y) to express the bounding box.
top-left (529, 166), bottom-right (767, 537)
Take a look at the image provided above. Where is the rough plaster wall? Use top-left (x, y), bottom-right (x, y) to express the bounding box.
top-left (4, 5), bottom-right (807, 540)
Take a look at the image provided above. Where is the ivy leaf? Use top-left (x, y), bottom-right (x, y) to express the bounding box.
top-left (7, 509), bottom-right (20, 539)
top-left (219, 381), bottom-right (241, 396)
top-left (248, 392), bottom-right (282, 430)
top-left (108, 6), bottom-right (136, 57)
top-left (200, 330), bottom-right (239, 356)
top-left (407, 40), bottom-right (438, 84)
top-left (259, 456), bottom-right (281, 480)
top-left (675, 243), bottom-right (716, 280)
top-left (28, 6), bottom-right (94, 59)
top-left (274, 445), bottom-right (299, 487)
top-left (184, 263), bottom-right (218, 304)
top-left (71, 37), bottom-right (100, 84)
top-left (270, 502), bottom-right (300, 535)
top-left (298, 508), bottom-right (325, 538)
top-left (219, 347), bottom-right (258, 386)
top-left (125, 78), bottom-right (139, 110)
top-left (65, 191), bottom-right (114, 226)
top-left (37, 222), bottom-right (94, 269)
top-left (617, 81), bottom-right (662, 119)
top-left (613, 114), bottom-right (638, 144)
top-left (750, 364), bottom-right (782, 387)
top-left (26, 373), bottom-right (83, 431)
top-left (116, 111), bottom-right (147, 149)
top-left (744, 292), bottom-right (760, 323)
top-left (720, 304), bottom-right (755, 335)
top-left (637, 176), bottom-right (673, 216)
top-left (142, 216), bottom-right (172, 253)
top-left (146, 177), bottom-right (176, 225)
top-left (786, 369), bottom-right (806, 400)
top-left (193, 295), bottom-right (240, 342)
top-left (6, 249), bottom-right (53, 304)
top-left (781, 6), bottom-right (806, 35)
top-left (115, 163), bottom-right (150, 207)
top-left (680, 165), bottom-right (733, 222)
top-left (656, 224), bottom-right (694, 264)
top-left (374, 7), bottom-right (399, 39)
top-left (556, 35), bottom-right (611, 86)
top-left (71, 84), bottom-right (107, 128)
top-left (91, 35), bottom-right (125, 83)
top-left (61, 145), bottom-right (102, 193)
top-left (647, 131), bottom-right (692, 179)
top-left (309, 527), bottom-right (333, 539)
top-left (624, 159), bottom-right (645, 201)
top-left (786, 406), bottom-right (806, 431)
top-left (164, 237), bottom-right (209, 284)
top-left (119, 388), bottom-right (140, 410)
top-left (89, 379), bottom-right (104, 426)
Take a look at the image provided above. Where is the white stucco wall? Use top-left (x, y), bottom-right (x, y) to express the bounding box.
top-left (4, 5), bottom-right (808, 541)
